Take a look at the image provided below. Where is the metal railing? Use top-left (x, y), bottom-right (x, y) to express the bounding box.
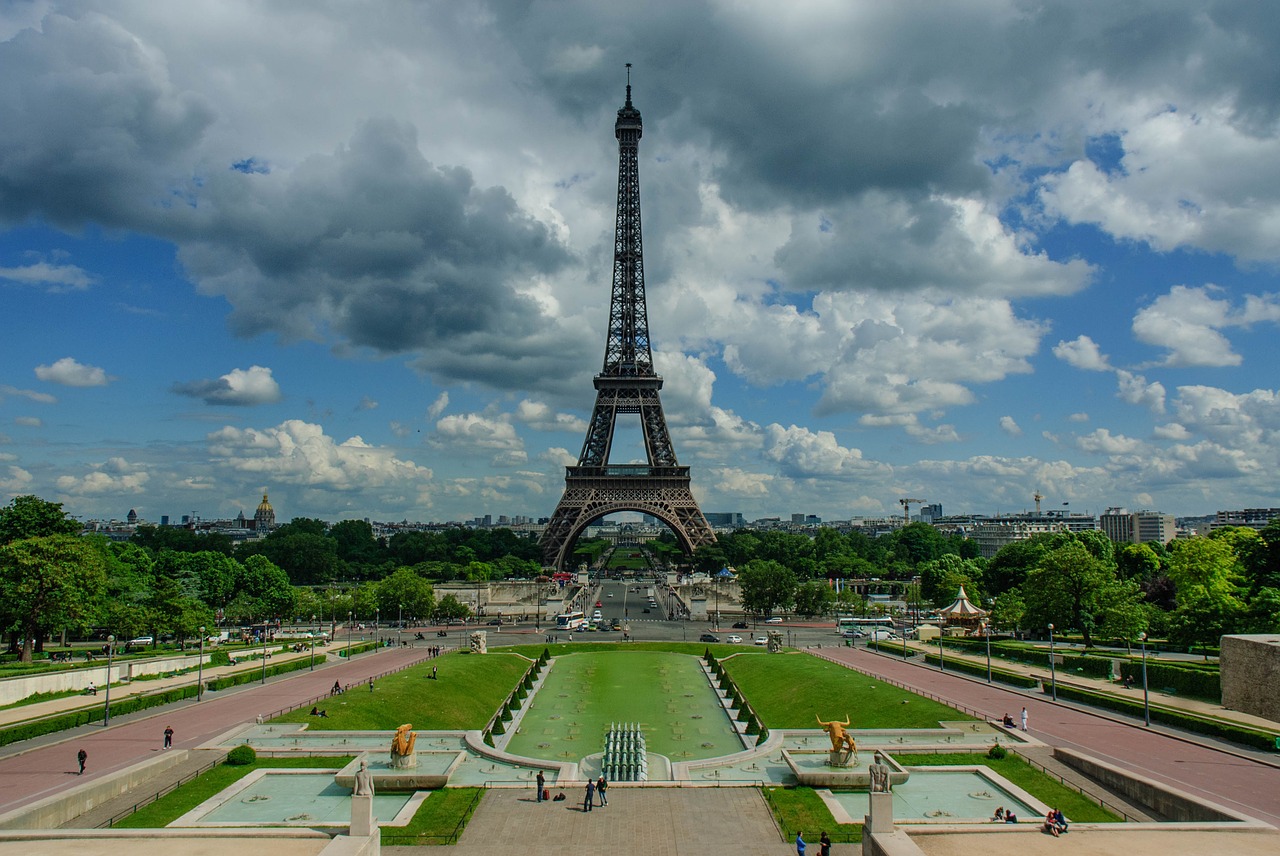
top-left (103, 754), bottom-right (225, 827)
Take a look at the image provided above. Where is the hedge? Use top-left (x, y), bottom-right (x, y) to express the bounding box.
top-left (1117, 662), bottom-right (1221, 701)
top-left (336, 641), bottom-right (379, 658)
top-left (206, 653), bottom-right (327, 691)
top-left (922, 653), bottom-right (1039, 688)
top-left (1043, 683), bottom-right (1278, 751)
top-left (0, 683), bottom-right (200, 747)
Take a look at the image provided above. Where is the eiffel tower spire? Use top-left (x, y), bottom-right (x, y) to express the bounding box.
top-left (541, 68), bottom-right (715, 570)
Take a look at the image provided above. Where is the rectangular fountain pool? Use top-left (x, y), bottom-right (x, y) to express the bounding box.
top-left (172, 771), bottom-right (421, 827)
top-left (821, 768), bottom-right (1044, 823)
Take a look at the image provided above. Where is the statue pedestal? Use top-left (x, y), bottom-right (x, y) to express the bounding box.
top-left (865, 791), bottom-right (894, 834)
top-left (828, 749), bottom-right (854, 767)
top-left (390, 753), bottom-right (418, 769)
top-left (351, 793), bottom-right (375, 837)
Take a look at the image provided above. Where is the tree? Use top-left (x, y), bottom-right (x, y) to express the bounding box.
top-left (374, 567), bottom-right (435, 622)
top-left (1115, 542), bottom-right (1162, 582)
top-left (793, 580), bottom-right (832, 618)
top-left (989, 590), bottom-right (1026, 635)
top-left (434, 593), bottom-right (471, 623)
top-left (0, 495), bottom-right (80, 545)
top-left (1096, 579), bottom-right (1150, 652)
top-left (0, 535), bottom-right (106, 660)
top-left (1020, 542), bottom-right (1121, 647)
top-left (1166, 536), bottom-right (1247, 657)
top-left (238, 554), bottom-right (296, 620)
top-left (737, 559), bottom-right (798, 616)
top-left (918, 555), bottom-right (983, 609)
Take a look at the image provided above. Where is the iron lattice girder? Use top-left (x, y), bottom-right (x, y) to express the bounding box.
top-left (541, 469), bottom-right (718, 571)
top-left (542, 78), bottom-right (714, 569)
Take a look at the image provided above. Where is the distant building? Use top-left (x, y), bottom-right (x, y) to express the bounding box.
top-left (1211, 508), bottom-right (1280, 532)
top-left (254, 494), bottom-right (276, 532)
top-left (968, 514), bottom-right (1098, 559)
top-left (1100, 508), bottom-right (1176, 545)
top-left (126, 508), bottom-right (138, 525)
top-left (704, 512), bottom-right (744, 528)
top-left (919, 503), bottom-right (942, 524)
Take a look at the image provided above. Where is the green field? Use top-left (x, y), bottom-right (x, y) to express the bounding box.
top-left (723, 652), bottom-right (972, 728)
top-left (272, 652), bottom-right (529, 730)
top-left (505, 650), bottom-right (740, 762)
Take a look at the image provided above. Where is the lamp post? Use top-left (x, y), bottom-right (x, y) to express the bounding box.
top-left (198, 626), bottom-right (206, 701)
top-left (1048, 623), bottom-right (1057, 701)
top-left (261, 625), bottom-right (269, 684)
top-left (938, 632), bottom-right (945, 672)
top-left (1140, 632), bottom-right (1150, 727)
top-left (984, 621), bottom-right (992, 684)
top-left (346, 610), bottom-right (353, 661)
top-left (103, 635), bottom-right (115, 726)
top-left (398, 603), bottom-right (403, 648)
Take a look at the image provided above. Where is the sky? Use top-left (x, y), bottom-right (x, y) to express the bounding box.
top-left (3, 1), bottom-right (1280, 527)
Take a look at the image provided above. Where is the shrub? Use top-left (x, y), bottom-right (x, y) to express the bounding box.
top-left (1117, 662), bottom-right (1220, 701)
top-left (921, 653), bottom-right (1039, 688)
top-left (987, 743), bottom-right (1007, 760)
top-left (226, 744), bottom-right (256, 765)
top-left (209, 650), bottom-right (231, 666)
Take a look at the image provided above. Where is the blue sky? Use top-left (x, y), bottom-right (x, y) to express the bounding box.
top-left (3, 1), bottom-right (1280, 525)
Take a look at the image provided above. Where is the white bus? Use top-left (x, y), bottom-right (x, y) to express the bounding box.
top-left (556, 610), bottom-right (587, 631)
top-left (836, 616), bottom-right (895, 638)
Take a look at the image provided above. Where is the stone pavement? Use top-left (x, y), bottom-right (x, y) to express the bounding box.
top-left (397, 787), bottom-right (846, 856)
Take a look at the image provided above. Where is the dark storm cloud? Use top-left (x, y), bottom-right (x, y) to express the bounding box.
top-left (0, 12), bottom-right (214, 229)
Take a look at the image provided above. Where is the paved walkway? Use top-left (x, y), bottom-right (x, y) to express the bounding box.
top-left (0, 645), bottom-right (434, 818)
top-left (811, 646), bottom-right (1280, 828)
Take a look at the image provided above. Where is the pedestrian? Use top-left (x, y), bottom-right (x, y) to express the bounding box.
top-left (163, 725), bottom-right (174, 749)
top-left (1020, 706), bottom-right (1028, 731)
top-left (596, 774), bottom-right (608, 806)
top-left (76, 748), bottom-right (87, 775)
top-left (819, 831), bottom-right (831, 856)
top-left (536, 770), bottom-right (545, 803)
top-left (368, 677), bottom-right (374, 692)
top-left (332, 680), bottom-right (341, 696)
top-left (432, 665), bottom-right (437, 680)
top-left (583, 779), bottom-right (595, 812)
top-left (795, 830), bottom-right (806, 856)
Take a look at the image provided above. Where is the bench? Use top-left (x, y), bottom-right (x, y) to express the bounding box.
top-left (1161, 686), bottom-right (1177, 696)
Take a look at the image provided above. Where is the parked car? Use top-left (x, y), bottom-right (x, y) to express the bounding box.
top-left (126, 636), bottom-right (154, 646)
top-left (727, 634), bottom-right (743, 644)
top-left (754, 636), bottom-right (768, 646)
top-left (866, 629), bottom-right (899, 642)
top-left (699, 633), bottom-right (719, 643)
top-left (764, 617), bottom-right (783, 624)
top-left (486, 619), bottom-right (502, 626)
top-left (732, 621), bottom-right (749, 629)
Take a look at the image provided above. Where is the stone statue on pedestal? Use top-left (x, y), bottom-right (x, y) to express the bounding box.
top-left (767, 630), bottom-right (783, 652)
top-left (869, 752), bottom-right (891, 793)
top-left (390, 723), bottom-right (418, 769)
top-left (470, 630), bottom-right (487, 654)
top-left (354, 758), bottom-right (375, 796)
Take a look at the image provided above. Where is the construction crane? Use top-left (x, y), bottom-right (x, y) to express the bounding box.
top-left (899, 498), bottom-right (926, 527)
top-left (1034, 492), bottom-right (1043, 515)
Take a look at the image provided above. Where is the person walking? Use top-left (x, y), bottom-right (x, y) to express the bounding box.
top-left (163, 725), bottom-right (174, 749)
top-left (596, 775), bottom-right (608, 806)
top-left (536, 770), bottom-right (545, 803)
top-left (583, 779), bottom-right (595, 812)
top-left (795, 830), bottom-right (806, 856)
top-left (819, 831), bottom-right (831, 856)
top-left (76, 748), bottom-right (87, 775)
top-left (1020, 706), bottom-right (1028, 731)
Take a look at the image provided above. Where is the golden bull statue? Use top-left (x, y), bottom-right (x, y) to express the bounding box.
top-left (816, 714), bottom-right (857, 754)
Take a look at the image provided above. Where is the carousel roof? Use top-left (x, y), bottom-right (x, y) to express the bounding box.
top-left (941, 585), bottom-right (986, 617)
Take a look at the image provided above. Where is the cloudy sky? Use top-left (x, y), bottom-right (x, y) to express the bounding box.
top-left (3, 1), bottom-right (1279, 527)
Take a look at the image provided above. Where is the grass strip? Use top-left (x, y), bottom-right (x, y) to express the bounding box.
top-left (112, 756), bottom-right (350, 828)
top-left (763, 786), bottom-right (860, 844)
top-left (725, 653), bottom-right (973, 728)
top-left (891, 753), bottom-right (1122, 823)
top-left (272, 651), bottom-right (528, 731)
top-left (381, 787), bottom-right (484, 846)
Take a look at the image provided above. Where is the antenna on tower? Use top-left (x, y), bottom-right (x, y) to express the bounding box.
top-left (625, 62), bottom-right (632, 104)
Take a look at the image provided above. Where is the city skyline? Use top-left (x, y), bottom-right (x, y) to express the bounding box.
top-left (4, 3), bottom-right (1280, 524)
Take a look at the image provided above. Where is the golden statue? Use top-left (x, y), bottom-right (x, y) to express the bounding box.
top-left (391, 723), bottom-right (417, 764)
top-left (816, 714), bottom-right (857, 754)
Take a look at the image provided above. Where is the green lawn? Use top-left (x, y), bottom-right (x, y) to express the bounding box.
top-left (381, 787), bottom-right (484, 846)
top-left (723, 652), bottom-right (973, 728)
top-left (113, 756), bottom-right (350, 828)
top-left (892, 753), bottom-right (1122, 822)
top-left (273, 651), bottom-right (530, 731)
top-left (764, 786), bottom-right (862, 844)
top-left (505, 651), bottom-right (740, 762)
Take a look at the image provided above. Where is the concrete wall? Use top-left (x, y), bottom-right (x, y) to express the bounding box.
top-left (0, 654), bottom-right (212, 706)
top-left (1053, 746), bottom-right (1258, 823)
top-left (0, 749), bottom-right (202, 829)
top-left (1220, 634), bottom-right (1280, 723)
top-left (862, 828), bottom-right (927, 856)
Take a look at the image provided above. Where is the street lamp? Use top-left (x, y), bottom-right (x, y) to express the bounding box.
top-left (346, 611), bottom-right (353, 661)
top-left (198, 626), bottom-right (206, 701)
top-left (937, 632), bottom-right (945, 672)
top-left (398, 603), bottom-right (403, 648)
top-left (1048, 623), bottom-right (1057, 701)
top-left (984, 621), bottom-right (992, 684)
top-left (261, 625), bottom-right (269, 684)
top-left (103, 635), bottom-right (115, 726)
top-left (1140, 632), bottom-right (1150, 727)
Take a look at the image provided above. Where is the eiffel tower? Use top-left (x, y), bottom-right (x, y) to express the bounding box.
top-left (542, 69), bottom-right (716, 570)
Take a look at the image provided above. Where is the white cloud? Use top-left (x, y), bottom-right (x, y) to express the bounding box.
top-left (999, 416), bottom-right (1022, 436)
top-left (173, 365), bottom-right (282, 406)
top-left (426, 392), bottom-right (449, 420)
top-left (1153, 422), bottom-right (1191, 440)
top-left (0, 261), bottom-right (93, 291)
top-left (34, 356), bottom-right (112, 387)
top-left (356, 396), bottom-right (378, 411)
top-left (1053, 335), bottom-right (1111, 372)
top-left (1068, 413), bottom-right (1090, 423)
top-left (0, 465), bottom-right (33, 492)
top-left (710, 467), bottom-right (774, 498)
top-left (14, 416), bottom-right (41, 427)
top-left (433, 413), bottom-right (523, 452)
top-left (513, 399), bottom-right (588, 434)
top-left (208, 420), bottom-right (432, 489)
top-left (1116, 370), bottom-right (1166, 414)
top-left (0, 385), bottom-right (56, 404)
top-left (55, 457), bottom-right (149, 495)
top-left (763, 424), bottom-right (889, 479)
top-left (1074, 428), bottom-right (1144, 455)
top-left (1131, 285), bottom-right (1280, 367)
